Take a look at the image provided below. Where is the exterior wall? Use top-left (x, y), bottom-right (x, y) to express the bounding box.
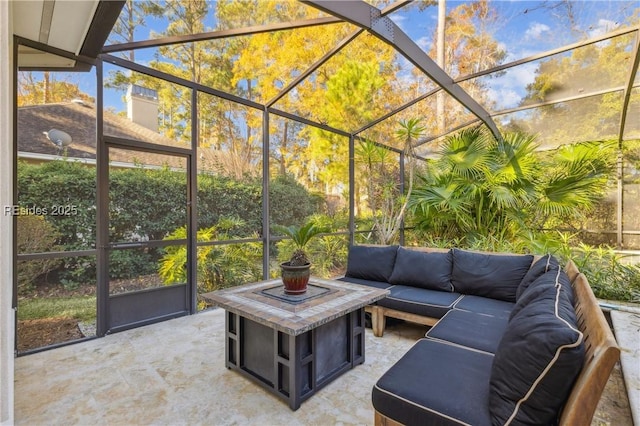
top-left (0, 0), bottom-right (14, 424)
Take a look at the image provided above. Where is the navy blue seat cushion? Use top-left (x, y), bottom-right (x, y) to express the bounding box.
top-left (345, 245), bottom-right (398, 282)
top-left (453, 295), bottom-right (514, 319)
top-left (336, 276), bottom-right (392, 290)
top-left (509, 269), bottom-right (574, 321)
top-left (490, 284), bottom-right (585, 425)
top-left (377, 285), bottom-right (462, 319)
top-left (373, 339), bottom-right (493, 426)
top-left (451, 249), bottom-right (533, 302)
top-left (388, 247), bottom-right (453, 292)
top-left (425, 309), bottom-right (509, 354)
top-left (516, 254), bottom-right (560, 300)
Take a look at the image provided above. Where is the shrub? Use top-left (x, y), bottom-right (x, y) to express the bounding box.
top-left (270, 174), bottom-right (320, 227)
top-left (409, 231), bottom-right (640, 303)
top-left (109, 166), bottom-right (187, 242)
top-left (18, 160), bottom-right (96, 249)
top-left (197, 174), bottom-right (262, 235)
top-left (108, 249), bottom-right (158, 280)
top-left (159, 218), bottom-right (263, 297)
top-left (565, 245), bottom-right (640, 303)
top-left (19, 161), bottom-right (322, 289)
top-left (16, 215), bottom-right (61, 292)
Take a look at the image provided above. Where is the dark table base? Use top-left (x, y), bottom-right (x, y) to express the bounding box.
top-left (224, 308), bottom-right (366, 410)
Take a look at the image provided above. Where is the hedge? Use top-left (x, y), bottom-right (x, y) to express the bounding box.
top-left (18, 160), bottom-right (319, 287)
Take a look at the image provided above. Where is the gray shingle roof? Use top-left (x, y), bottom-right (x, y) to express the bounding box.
top-left (17, 101), bottom-right (217, 169)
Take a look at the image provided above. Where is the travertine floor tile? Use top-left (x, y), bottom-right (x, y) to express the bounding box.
top-left (14, 308), bottom-right (632, 425)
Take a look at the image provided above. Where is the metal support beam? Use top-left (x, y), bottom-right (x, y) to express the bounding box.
top-left (399, 150), bottom-right (405, 246)
top-left (416, 119), bottom-right (480, 148)
top-left (268, 107), bottom-right (351, 137)
top-left (456, 25), bottom-right (640, 85)
top-left (189, 88), bottom-right (198, 313)
top-left (348, 135), bottom-right (355, 246)
top-left (303, 0), bottom-right (502, 142)
top-left (617, 150), bottom-right (624, 249)
top-left (95, 58), bottom-right (109, 336)
top-left (15, 36), bottom-right (95, 70)
top-left (103, 17), bottom-right (341, 54)
top-left (266, 1), bottom-right (408, 108)
top-left (100, 54), bottom-right (264, 111)
top-left (618, 29), bottom-right (640, 144)
top-left (262, 108), bottom-right (271, 279)
top-left (355, 88), bottom-right (440, 135)
top-left (493, 86), bottom-right (627, 118)
top-left (266, 29), bottom-right (363, 107)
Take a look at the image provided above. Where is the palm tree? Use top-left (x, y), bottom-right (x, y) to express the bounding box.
top-left (357, 118), bottom-right (425, 244)
top-left (530, 140), bottom-right (615, 230)
top-left (409, 128), bottom-right (614, 246)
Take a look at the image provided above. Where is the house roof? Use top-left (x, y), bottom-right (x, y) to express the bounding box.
top-left (17, 101), bottom-right (219, 170)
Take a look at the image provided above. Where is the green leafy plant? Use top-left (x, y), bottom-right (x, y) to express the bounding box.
top-left (16, 215), bottom-right (61, 292)
top-left (309, 234), bottom-right (349, 277)
top-left (159, 218), bottom-right (263, 301)
top-left (563, 244), bottom-right (640, 302)
top-left (408, 230), bottom-right (640, 303)
top-left (409, 128), bottom-right (615, 245)
top-left (274, 221), bottom-right (325, 266)
top-left (18, 160), bottom-right (319, 289)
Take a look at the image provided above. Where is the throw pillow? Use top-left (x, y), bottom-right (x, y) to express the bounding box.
top-left (511, 269), bottom-right (574, 321)
top-left (516, 254), bottom-right (560, 300)
top-left (450, 249), bottom-right (533, 302)
top-left (345, 245), bottom-right (398, 282)
top-left (388, 247), bottom-right (453, 292)
top-left (489, 284), bottom-right (585, 425)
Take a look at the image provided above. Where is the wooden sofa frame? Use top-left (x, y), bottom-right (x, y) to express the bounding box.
top-left (373, 260), bottom-right (621, 426)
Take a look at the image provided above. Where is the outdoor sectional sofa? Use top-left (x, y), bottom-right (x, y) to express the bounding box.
top-left (338, 245), bottom-right (620, 426)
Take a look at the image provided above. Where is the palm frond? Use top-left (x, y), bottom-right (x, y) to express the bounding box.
top-left (438, 127), bottom-right (492, 179)
top-left (273, 221), bottom-right (324, 250)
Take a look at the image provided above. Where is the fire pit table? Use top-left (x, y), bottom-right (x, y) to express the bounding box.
top-left (202, 277), bottom-right (389, 410)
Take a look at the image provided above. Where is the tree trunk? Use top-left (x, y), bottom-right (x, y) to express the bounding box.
top-left (436, 0), bottom-right (446, 133)
top-left (42, 72), bottom-right (50, 104)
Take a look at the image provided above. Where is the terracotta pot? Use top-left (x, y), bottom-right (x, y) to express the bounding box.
top-left (280, 262), bottom-right (311, 295)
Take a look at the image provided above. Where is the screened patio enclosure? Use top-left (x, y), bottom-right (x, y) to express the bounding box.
top-left (13, 0), bottom-right (640, 351)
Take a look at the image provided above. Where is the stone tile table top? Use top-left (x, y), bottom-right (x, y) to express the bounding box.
top-left (202, 277), bottom-right (389, 336)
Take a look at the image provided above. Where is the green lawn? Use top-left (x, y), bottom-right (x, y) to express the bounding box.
top-left (18, 296), bottom-right (96, 322)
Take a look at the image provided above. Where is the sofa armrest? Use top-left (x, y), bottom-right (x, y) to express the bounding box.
top-left (559, 273), bottom-right (620, 426)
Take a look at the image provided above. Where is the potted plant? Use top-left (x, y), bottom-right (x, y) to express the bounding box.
top-left (274, 221), bottom-right (324, 295)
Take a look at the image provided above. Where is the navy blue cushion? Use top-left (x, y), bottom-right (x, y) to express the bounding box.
top-left (336, 276), bottom-right (392, 290)
top-left (345, 245), bottom-right (398, 282)
top-left (453, 295), bottom-right (514, 319)
top-left (516, 254), bottom-right (560, 300)
top-left (451, 249), bottom-right (533, 302)
top-left (490, 284), bottom-right (585, 425)
top-left (388, 247), bottom-right (453, 292)
top-left (426, 309), bottom-right (509, 354)
top-left (373, 339), bottom-right (493, 426)
top-left (377, 285), bottom-right (461, 319)
top-left (510, 269), bottom-right (574, 322)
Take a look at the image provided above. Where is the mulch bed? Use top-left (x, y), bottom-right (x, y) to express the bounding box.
top-left (18, 275), bottom-right (161, 352)
top-left (17, 318), bottom-right (84, 352)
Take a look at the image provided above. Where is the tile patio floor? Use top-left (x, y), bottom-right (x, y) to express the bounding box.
top-left (14, 308), bottom-right (633, 425)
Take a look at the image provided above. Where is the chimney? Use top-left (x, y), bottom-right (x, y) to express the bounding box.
top-left (126, 84), bottom-right (159, 132)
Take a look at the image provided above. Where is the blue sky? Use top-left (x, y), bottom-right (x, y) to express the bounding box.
top-left (27, 1), bottom-right (639, 114)
top-left (387, 0), bottom-right (635, 110)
